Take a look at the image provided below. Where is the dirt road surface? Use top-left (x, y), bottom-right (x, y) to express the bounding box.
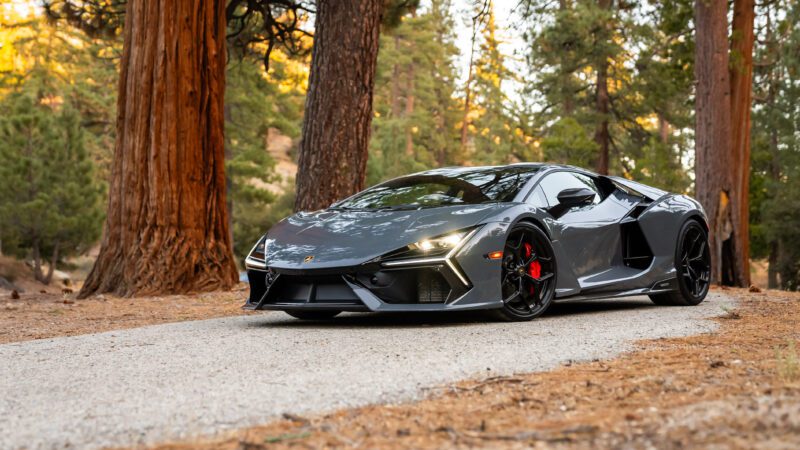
top-left (0, 293), bottom-right (734, 449)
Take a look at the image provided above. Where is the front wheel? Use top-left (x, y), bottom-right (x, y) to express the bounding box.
top-left (649, 219), bottom-right (711, 306)
top-left (285, 310), bottom-right (341, 320)
top-left (493, 222), bottom-right (557, 322)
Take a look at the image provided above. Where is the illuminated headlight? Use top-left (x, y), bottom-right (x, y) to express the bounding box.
top-left (381, 227), bottom-right (480, 287)
top-left (413, 231), bottom-right (469, 253)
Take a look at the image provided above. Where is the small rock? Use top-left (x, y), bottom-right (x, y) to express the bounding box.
top-left (709, 360), bottom-right (726, 368)
top-left (748, 285), bottom-right (762, 293)
top-left (11, 290), bottom-right (20, 300)
top-left (63, 299), bottom-right (75, 305)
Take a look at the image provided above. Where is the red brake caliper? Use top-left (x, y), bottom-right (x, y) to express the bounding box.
top-left (523, 243), bottom-right (541, 295)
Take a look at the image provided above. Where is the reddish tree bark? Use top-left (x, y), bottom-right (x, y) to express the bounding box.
top-left (729, 0), bottom-right (755, 286)
top-left (294, 0), bottom-right (384, 212)
top-left (694, 0), bottom-right (747, 286)
top-left (79, 0), bottom-right (238, 298)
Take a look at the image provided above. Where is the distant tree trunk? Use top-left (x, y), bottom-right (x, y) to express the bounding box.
top-left (31, 240), bottom-right (44, 284)
top-left (460, 16), bottom-right (479, 155)
top-left (593, 0), bottom-right (611, 175)
top-left (767, 241), bottom-right (780, 289)
top-left (559, 0), bottom-right (574, 115)
top-left (765, 12), bottom-right (780, 290)
top-left (224, 103), bottom-right (235, 252)
top-left (729, 0), bottom-right (755, 286)
top-left (390, 36), bottom-right (402, 118)
top-left (294, 0), bottom-right (384, 212)
top-left (43, 243), bottom-right (59, 285)
top-left (694, 0), bottom-right (746, 286)
top-left (658, 114), bottom-right (670, 144)
top-left (594, 61), bottom-right (610, 174)
top-left (79, 0), bottom-right (238, 298)
top-left (405, 64), bottom-right (415, 157)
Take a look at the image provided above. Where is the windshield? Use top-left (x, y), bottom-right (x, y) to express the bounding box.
top-left (334, 167), bottom-right (540, 210)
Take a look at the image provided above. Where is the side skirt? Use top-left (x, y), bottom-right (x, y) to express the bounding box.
top-left (553, 277), bottom-right (678, 303)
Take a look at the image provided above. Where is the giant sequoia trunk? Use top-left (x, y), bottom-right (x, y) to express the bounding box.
top-left (694, 0), bottom-right (747, 286)
top-left (79, 0), bottom-right (238, 298)
top-left (294, 0), bottom-right (384, 212)
top-left (729, 0), bottom-right (755, 286)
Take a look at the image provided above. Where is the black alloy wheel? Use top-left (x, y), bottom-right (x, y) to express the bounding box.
top-left (649, 219), bottom-right (711, 306)
top-left (494, 222), bottom-right (557, 321)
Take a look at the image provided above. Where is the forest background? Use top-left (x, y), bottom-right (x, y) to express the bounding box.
top-left (0, 0), bottom-right (798, 293)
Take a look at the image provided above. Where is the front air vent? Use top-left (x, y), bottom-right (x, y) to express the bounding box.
top-left (416, 270), bottom-right (450, 303)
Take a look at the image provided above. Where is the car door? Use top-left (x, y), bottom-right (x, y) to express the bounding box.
top-left (532, 171), bottom-right (629, 286)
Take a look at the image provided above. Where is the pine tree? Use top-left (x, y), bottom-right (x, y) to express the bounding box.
top-left (369, 0), bottom-right (462, 183)
top-left (522, 0), bottom-right (691, 191)
top-left (750, 0), bottom-right (800, 289)
top-left (0, 72), bottom-right (103, 284)
top-left (225, 50), bottom-right (306, 258)
top-left (457, 2), bottom-right (539, 166)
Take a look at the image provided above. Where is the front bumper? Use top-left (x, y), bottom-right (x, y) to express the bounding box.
top-left (244, 222), bottom-right (510, 312)
top-left (243, 262), bottom-right (498, 312)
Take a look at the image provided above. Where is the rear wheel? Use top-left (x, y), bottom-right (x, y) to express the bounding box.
top-left (285, 310), bottom-right (341, 320)
top-left (649, 219), bottom-right (710, 306)
top-left (493, 223), bottom-right (557, 321)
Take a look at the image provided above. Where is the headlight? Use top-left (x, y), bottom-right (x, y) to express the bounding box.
top-left (412, 230), bottom-right (469, 253)
top-left (381, 227), bottom-right (479, 287)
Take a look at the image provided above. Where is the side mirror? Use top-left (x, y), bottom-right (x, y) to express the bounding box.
top-left (549, 187), bottom-right (596, 217)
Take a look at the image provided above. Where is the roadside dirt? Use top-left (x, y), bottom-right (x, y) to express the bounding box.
top-left (0, 285), bottom-right (250, 344)
top-left (149, 288), bottom-right (800, 449)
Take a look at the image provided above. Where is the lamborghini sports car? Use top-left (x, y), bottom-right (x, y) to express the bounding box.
top-left (243, 164), bottom-right (711, 321)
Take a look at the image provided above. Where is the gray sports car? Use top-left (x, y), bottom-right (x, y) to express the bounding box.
top-left (244, 164), bottom-right (711, 321)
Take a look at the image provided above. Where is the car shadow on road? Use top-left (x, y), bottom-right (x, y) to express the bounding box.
top-left (248, 298), bottom-right (659, 329)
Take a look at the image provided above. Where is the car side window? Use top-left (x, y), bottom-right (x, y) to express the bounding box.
top-left (526, 185), bottom-right (549, 208)
top-left (538, 171), bottom-right (602, 208)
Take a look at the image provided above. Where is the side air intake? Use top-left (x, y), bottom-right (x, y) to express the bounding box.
top-left (620, 220), bottom-right (654, 270)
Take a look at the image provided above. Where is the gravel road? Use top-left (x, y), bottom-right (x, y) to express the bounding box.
top-left (0, 293), bottom-right (733, 449)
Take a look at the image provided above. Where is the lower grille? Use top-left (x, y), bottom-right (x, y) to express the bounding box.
top-left (416, 270), bottom-right (449, 303)
top-left (265, 274), bottom-right (363, 306)
top-left (357, 268), bottom-right (452, 304)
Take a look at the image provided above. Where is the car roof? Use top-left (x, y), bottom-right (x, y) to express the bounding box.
top-left (414, 163), bottom-right (594, 176)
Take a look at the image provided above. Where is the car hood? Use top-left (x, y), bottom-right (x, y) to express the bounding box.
top-left (264, 203), bottom-right (508, 269)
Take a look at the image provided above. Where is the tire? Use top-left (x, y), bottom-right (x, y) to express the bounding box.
top-left (285, 310), bottom-right (341, 320)
top-left (493, 222), bottom-right (557, 321)
top-left (649, 219), bottom-right (711, 306)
